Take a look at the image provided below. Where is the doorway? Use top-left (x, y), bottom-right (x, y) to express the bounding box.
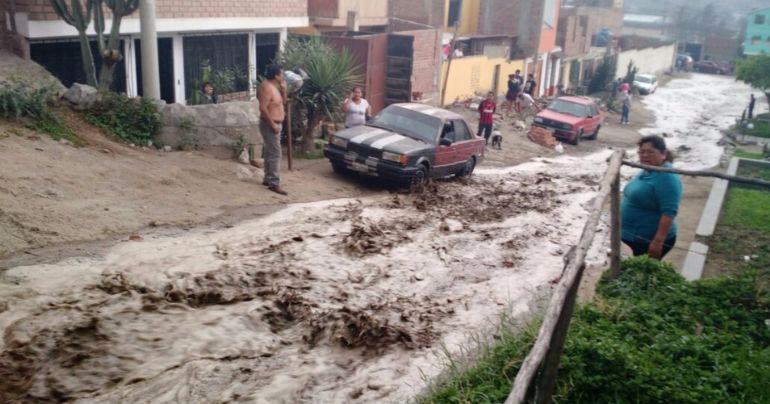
top-left (135, 37), bottom-right (175, 103)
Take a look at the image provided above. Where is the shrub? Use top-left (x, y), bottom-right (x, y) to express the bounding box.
top-left (85, 92), bottom-right (161, 145)
top-left (0, 78), bottom-right (81, 144)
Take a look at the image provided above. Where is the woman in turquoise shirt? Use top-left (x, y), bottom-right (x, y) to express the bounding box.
top-left (621, 135), bottom-right (683, 259)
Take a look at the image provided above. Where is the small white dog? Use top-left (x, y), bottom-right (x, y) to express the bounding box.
top-left (490, 130), bottom-right (503, 150)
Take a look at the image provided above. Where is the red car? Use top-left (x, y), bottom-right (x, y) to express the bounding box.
top-left (692, 61), bottom-right (728, 74)
top-left (532, 96), bottom-right (604, 145)
top-left (324, 103), bottom-right (485, 187)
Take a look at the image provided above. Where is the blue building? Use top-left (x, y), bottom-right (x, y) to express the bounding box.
top-left (743, 7), bottom-right (770, 55)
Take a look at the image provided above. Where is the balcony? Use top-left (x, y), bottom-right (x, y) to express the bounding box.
top-left (308, 0), bottom-right (388, 28)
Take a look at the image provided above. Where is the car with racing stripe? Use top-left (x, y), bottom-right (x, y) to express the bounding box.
top-left (324, 103), bottom-right (485, 187)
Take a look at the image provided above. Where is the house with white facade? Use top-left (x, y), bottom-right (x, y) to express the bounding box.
top-left (1, 0), bottom-right (308, 104)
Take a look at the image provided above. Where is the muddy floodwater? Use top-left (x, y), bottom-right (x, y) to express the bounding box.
top-left (0, 153), bottom-right (613, 403)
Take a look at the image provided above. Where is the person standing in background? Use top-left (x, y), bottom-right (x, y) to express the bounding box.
top-left (342, 86), bottom-right (371, 128)
top-left (524, 74), bottom-right (537, 96)
top-left (257, 64), bottom-right (288, 196)
top-left (620, 91), bottom-right (632, 125)
top-left (199, 82), bottom-right (218, 104)
top-left (477, 91), bottom-right (497, 145)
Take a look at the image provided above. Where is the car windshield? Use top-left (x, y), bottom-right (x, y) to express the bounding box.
top-left (636, 76), bottom-right (652, 83)
top-left (546, 99), bottom-right (589, 117)
top-left (368, 106), bottom-right (442, 143)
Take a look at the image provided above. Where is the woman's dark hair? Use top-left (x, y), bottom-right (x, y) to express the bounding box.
top-left (352, 86), bottom-right (363, 92)
top-left (638, 135), bottom-right (667, 153)
top-left (201, 82), bottom-right (213, 91)
top-left (265, 64), bottom-right (282, 80)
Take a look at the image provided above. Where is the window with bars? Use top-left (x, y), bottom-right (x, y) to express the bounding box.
top-left (183, 34), bottom-right (249, 100)
top-left (255, 33), bottom-right (280, 79)
top-left (30, 40), bottom-right (126, 92)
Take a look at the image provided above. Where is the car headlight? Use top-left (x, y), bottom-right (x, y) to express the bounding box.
top-left (330, 135), bottom-right (348, 149)
top-left (382, 151), bottom-right (407, 165)
top-left (533, 117), bottom-right (544, 123)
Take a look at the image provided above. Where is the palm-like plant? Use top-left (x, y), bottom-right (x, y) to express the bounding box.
top-left (278, 37), bottom-right (362, 153)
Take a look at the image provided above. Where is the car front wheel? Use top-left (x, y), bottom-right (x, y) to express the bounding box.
top-left (585, 125), bottom-right (600, 140)
top-left (409, 165), bottom-right (428, 190)
top-left (572, 129), bottom-right (582, 145)
top-left (332, 163), bottom-right (349, 175)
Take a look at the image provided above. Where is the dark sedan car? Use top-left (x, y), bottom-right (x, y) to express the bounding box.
top-left (324, 103), bottom-right (485, 186)
top-left (692, 61), bottom-right (729, 74)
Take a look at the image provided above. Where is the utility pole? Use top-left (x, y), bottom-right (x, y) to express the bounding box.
top-left (140, 0), bottom-right (161, 100)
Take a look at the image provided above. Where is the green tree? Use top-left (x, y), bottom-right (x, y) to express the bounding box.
top-left (588, 53), bottom-right (616, 94)
top-left (736, 54), bottom-right (770, 114)
top-left (277, 36), bottom-right (362, 153)
top-left (623, 60), bottom-right (639, 88)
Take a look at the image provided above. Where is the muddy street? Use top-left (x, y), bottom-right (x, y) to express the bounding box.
top-left (0, 153), bottom-right (613, 403)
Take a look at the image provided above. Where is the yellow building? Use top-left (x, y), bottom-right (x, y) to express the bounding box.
top-left (441, 56), bottom-right (525, 105)
top-left (444, 0), bottom-right (481, 35)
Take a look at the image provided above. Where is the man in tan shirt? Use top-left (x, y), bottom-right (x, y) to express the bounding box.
top-left (257, 64), bottom-right (288, 195)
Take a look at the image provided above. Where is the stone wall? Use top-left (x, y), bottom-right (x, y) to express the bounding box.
top-left (157, 101), bottom-right (263, 159)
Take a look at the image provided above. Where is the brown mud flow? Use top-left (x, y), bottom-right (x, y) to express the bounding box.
top-left (0, 161), bottom-right (607, 403)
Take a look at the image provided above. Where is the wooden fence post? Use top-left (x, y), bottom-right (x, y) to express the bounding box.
top-left (505, 150), bottom-right (624, 404)
top-left (534, 264), bottom-right (585, 404)
top-left (610, 171), bottom-right (621, 278)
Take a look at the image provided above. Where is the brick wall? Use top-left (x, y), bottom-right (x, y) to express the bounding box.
top-left (478, 0), bottom-right (542, 55)
top-left (559, 7), bottom-right (622, 58)
top-left (398, 28), bottom-right (440, 96)
top-left (389, 0), bottom-right (445, 29)
top-left (14, 0), bottom-right (307, 21)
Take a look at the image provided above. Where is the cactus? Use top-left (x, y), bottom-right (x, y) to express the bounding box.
top-left (49, 0), bottom-right (98, 87)
top-left (95, 0), bottom-right (139, 90)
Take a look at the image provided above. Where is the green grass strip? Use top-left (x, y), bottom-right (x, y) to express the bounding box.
top-left (420, 257), bottom-right (770, 403)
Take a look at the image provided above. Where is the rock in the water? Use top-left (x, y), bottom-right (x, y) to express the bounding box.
top-left (440, 219), bottom-right (464, 232)
top-left (64, 83), bottom-right (100, 110)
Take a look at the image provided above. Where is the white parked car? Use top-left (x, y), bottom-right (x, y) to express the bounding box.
top-left (633, 74), bottom-right (657, 95)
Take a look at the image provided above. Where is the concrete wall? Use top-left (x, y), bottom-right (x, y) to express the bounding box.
top-left (441, 55), bottom-right (525, 104)
top-left (616, 43), bottom-right (676, 78)
top-left (157, 101), bottom-right (263, 158)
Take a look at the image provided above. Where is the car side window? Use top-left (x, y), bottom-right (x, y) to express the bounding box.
top-left (588, 104), bottom-right (598, 117)
top-left (441, 121), bottom-right (456, 143)
top-left (453, 120), bottom-right (472, 141)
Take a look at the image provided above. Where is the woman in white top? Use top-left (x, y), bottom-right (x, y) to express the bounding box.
top-left (342, 86), bottom-right (371, 128)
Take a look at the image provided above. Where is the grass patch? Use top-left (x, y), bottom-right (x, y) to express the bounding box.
top-left (1, 78), bottom-right (83, 146)
top-left (708, 185), bottom-right (770, 279)
top-left (733, 149), bottom-right (764, 160)
top-left (720, 187), bottom-right (770, 232)
top-left (420, 257), bottom-right (770, 403)
top-left (744, 114), bottom-right (770, 138)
